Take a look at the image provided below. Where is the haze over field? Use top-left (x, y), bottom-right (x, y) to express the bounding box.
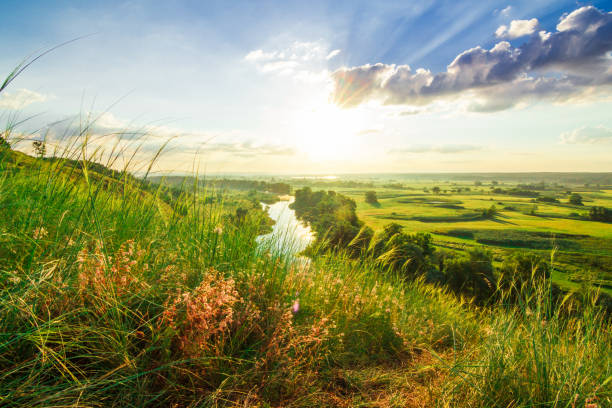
top-left (2, 0), bottom-right (612, 173)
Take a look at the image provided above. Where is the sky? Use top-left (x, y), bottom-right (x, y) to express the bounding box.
top-left (1, 0), bottom-right (611, 174)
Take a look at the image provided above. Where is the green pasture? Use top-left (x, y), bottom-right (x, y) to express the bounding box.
top-left (321, 183), bottom-right (612, 294)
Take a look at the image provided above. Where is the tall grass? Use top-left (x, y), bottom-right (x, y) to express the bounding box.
top-left (0, 117), bottom-right (610, 406)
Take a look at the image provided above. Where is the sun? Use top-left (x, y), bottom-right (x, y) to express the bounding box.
top-left (293, 103), bottom-right (365, 161)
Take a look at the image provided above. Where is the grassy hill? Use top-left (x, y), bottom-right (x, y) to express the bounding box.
top-left (0, 146), bottom-right (610, 407)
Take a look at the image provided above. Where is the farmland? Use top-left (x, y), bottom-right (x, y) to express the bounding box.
top-left (287, 176), bottom-right (612, 294)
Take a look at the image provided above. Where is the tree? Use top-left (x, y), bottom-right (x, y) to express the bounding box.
top-left (474, 181), bottom-right (482, 186)
top-left (569, 193), bottom-right (583, 206)
top-left (483, 205), bottom-right (497, 218)
top-left (443, 248), bottom-right (495, 303)
top-left (589, 206), bottom-right (612, 222)
top-left (491, 181), bottom-right (498, 185)
top-left (32, 140), bottom-right (46, 158)
top-left (499, 251), bottom-right (550, 285)
top-left (365, 191), bottom-right (378, 205)
top-left (432, 186), bottom-right (441, 194)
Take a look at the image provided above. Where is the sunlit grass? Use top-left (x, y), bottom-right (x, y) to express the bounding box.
top-left (0, 115), bottom-right (610, 407)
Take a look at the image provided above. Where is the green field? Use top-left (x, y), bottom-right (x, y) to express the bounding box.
top-left (287, 178), bottom-right (612, 295)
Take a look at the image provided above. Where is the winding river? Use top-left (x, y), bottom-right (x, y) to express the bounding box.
top-left (256, 196), bottom-right (314, 256)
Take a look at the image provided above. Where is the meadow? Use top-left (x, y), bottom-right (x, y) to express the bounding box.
top-left (1, 132), bottom-right (610, 406)
top-left (286, 178), bottom-right (612, 297)
top-left (0, 60), bottom-right (610, 407)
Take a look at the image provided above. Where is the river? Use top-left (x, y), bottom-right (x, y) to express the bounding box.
top-left (256, 196), bottom-right (314, 256)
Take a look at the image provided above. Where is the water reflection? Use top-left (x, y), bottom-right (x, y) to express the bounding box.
top-left (257, 196), bottom-right (314, 257)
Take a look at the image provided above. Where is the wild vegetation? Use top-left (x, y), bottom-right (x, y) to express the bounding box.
top-left (1, 72), bottom-right (610, 407)
top-left (1, 138), bottom-right (610, 406)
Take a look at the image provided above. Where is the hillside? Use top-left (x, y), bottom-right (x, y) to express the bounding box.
top-left (0, 144), bottom-right (610, 407)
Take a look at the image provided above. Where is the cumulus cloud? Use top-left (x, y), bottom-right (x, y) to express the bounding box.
top-left (560, 125), bottom-right (612, 144)
top-left (244, 41), bottom-right (339, 81)
top-left (390, 144), bottom-right (482, 154)
top-left (496, 18), bottom-right (539, 39)
top-left (331, 6), bottom-right (612, 111)
top-left (0, 88), bottom-right (48, 109)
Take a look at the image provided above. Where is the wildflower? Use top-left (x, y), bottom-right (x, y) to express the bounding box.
top-left (160, 270), bottom-right (241, 358)
top-left (33, 227), bottom-right (48, 240)
top-left (76, 239), bottom-right (142, 307)
top-left (214, 225), bottom-right (223, 235)
top-left (292, 298), bottom-right (300, 314)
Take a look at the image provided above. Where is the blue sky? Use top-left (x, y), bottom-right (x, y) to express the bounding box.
top-left (1, 0), bottom-right (611, 173)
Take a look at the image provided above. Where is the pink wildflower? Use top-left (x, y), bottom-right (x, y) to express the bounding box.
top-left (292, 298), bottom-right (300, 314)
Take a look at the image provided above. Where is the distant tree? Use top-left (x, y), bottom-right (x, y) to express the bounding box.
top-left (537, 196), bottom-right (559, 203)
top-left (32, 140), bottom-right (46, 158)
top-left (491, 181), bottom-right (498, 186)
top-left (569, 193), bottom-right (583, 206)
top-left (365, 190), bottom-right (379, 205)
top-left (589, 206), bottom-right (612, 222)
top-left (432, 186), bottom-right (441, 194)
top-left (474, 181), bottom-right (482, 186)
top-left (483, 205), bottom-right (497, 218)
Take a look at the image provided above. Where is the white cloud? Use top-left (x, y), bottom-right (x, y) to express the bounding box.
top-left (244, 40), bottom-right (339, 83)
top-left (200, 141), bottom-right (295, 157)
top-left (495, 18), bottom-right (538, 39)
top-left (331, 6), bottom-right (612, 112)
top-left (0, 88), bottom-right (48, 109)
top-left (500, 6), bottom-right (512, 17)
top-left (244, 49), bottom-right (278, 62)
top-left (42, 111), bottom-right (297, 159)
top-left (561, 125), bottom-right (612, 144)
top-left (326, 49), bottom-right (341, 60)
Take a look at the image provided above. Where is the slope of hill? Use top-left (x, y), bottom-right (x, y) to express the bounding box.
top-left (0, 146), bottom-right (610, 407)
